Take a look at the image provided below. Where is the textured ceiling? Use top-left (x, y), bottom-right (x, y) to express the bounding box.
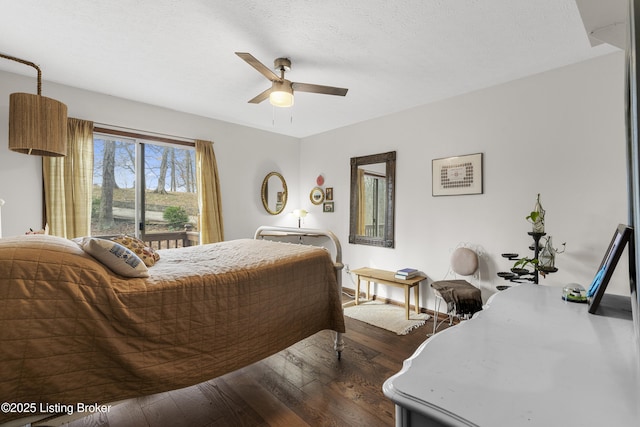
top-left (0, 0), bottom-right (620, 138)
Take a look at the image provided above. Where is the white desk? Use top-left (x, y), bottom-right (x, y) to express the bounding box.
top-left (383, 284), bottom-right (640, 427)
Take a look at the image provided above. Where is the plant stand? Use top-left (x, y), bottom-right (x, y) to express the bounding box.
top-left (497, 232), bottom-right (557, 288)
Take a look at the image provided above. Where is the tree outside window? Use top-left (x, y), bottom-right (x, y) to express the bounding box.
top-left (92, 135), bottom-right (198, 240)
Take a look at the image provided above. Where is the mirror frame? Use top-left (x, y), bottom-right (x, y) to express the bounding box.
top-left (310, 187), bottom-right (325, 205)
top-left (261, 172), bottom-right (288, 215)
top-left (349, 151), bottom-right (396, 248)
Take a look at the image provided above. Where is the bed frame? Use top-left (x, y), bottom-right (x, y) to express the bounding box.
top-left (1, 226), bottom-right (345, 427)
top-left (254, 225), bottom-right (345, 358)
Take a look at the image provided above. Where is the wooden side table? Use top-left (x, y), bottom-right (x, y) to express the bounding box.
top-left (351, 267), bottom-right (427, 320)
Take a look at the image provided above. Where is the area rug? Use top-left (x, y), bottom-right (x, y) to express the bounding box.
top-left (343, 300), bottom-right (430, 335)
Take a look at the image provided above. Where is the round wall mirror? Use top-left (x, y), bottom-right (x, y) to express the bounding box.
top-left (261, 172), bottom-right (288, 215)
top-left (310, 187), bottom-right (325, 205)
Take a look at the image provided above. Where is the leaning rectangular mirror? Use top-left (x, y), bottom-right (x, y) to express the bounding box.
top-left (349, 151), bottom-right (396, 247)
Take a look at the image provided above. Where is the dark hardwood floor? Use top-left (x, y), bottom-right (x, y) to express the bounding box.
top-left (60, 303), bottom-right (452, 427)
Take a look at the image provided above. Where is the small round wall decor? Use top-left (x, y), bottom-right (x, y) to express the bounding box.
top-left (310, 187), bottom-right (325, 205)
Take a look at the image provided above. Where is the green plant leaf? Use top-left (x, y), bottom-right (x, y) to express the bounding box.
top-left (526, 211), bottom-right (539, 222)
top-left (513, 257), bottom-right (538, 269)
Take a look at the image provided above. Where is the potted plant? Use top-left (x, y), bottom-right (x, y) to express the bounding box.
top-left (526, 193), bottom-right (545, 233)
top-left (512, 238), bottom-right (565, 278)
top-left (537, 236), bottom-right (566, 275)
top-left (512, 257), bottom-right (538, 276)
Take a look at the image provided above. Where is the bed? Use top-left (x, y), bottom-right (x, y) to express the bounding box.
top-left (0, 226), bottom-right (345, 425)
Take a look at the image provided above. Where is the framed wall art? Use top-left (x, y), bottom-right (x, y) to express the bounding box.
top-left (432, 153), bottom-right (483, 196)
top-left (325, 187), bottom-right (334, 201)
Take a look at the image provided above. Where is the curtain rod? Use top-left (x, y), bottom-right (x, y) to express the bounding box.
top-left (93, 123), bottom-right (196, 147)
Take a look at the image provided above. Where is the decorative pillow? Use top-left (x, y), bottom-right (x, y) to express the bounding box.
top-left (450, 247), bottom-right (479, 276)
top-left (111, 234), bottom-right (160, 267)
top-left (76, 237), bottom-right (149, 278)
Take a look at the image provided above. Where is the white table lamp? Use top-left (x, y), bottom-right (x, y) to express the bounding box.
top-left (292, 209), bottom-right (308, 228)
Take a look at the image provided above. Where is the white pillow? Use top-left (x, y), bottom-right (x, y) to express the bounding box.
top-left (77, 237), bottom-right (149, 278)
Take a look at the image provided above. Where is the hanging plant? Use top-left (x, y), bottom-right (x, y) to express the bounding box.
top-left (513, 239), bottom-right (566, 278)
top-left (526, 193), bottom-right (545, 233)
top-left (537, 237), bottom-right (566, 276)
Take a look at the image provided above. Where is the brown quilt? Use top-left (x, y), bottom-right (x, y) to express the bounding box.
top-left (0, 235), bottom-right (345, 422)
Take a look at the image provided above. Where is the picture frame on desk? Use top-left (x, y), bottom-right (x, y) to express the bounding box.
top-left (587, 224), bottom-right (634, 314)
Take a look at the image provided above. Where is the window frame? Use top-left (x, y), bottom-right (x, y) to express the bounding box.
top-left (92, 127), bottom-right (196, 240)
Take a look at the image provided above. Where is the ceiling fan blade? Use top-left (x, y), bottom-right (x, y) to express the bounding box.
top-left (248, 87), bottom-right (272, 104)
top-left (292, 82), bottom-right (348, 96)
top-left (235, 52), bottom-right (281, 82)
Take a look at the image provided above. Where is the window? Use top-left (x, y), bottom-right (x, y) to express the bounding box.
top-left (91, 132), bottom-right (198, 241)
top-left (363, 172), bottom-right (387, 238)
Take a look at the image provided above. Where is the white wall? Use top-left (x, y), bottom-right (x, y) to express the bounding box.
top-left (0, 52), bottom-right (630, 312)
top-left (299, 51), bottom-right (629, 309)
top-left (0, 70), bottom-right (301, 240)
top-left (0, 73), bottom-right (43, 236)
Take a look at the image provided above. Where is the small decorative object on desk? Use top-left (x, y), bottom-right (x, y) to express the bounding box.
top-left (395, 268), bottom-right (419, 279)
top-left (562, 284), bottom-right (587, 303)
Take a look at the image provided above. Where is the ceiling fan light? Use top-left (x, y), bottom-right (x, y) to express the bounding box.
top-left (269, 81), bottom-right (294, 107)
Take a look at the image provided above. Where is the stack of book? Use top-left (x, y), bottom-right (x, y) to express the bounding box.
top-left (395, 268), bottom-right (419, 279)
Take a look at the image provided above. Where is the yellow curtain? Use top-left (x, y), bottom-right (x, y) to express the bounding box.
top-left (43, 118), bottom-right (94, 238)
top-left (195, 139), bottom-right (224, 244)
top-left (357, 168), bottom-right (366, 235)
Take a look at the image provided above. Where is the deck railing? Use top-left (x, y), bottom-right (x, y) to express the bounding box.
top-left (364, 224), bottom-right (385, 237)
top-left (97, 224), bottom-right (200, 249)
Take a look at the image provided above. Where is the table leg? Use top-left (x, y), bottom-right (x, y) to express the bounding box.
top-left (355, 276), bottom-right (361, 305)
top-left (414, 284), bottom-right (420, 315)
top-left (366, 280), bottom-right (371, 301)
top-left (404, 286), bottom-right (410, 320)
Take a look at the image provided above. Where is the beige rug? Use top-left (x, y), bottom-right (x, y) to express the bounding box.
top-left (343, 300), bottom-right (430, 335)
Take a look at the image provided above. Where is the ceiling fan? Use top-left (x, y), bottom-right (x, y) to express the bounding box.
top-left (235, 52), bottom-right (348, 107)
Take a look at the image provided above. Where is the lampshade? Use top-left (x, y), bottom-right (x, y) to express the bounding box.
top-left (270, 80), bottom-right (294, 107)
top-left (292, 209), bottom-right (308, 218)
top-left (1, 53), bottom-right (68, 157)
top-left (292, 208), bottom-right (308, 228)
top-left (9, 92), bottom-right (68, 156)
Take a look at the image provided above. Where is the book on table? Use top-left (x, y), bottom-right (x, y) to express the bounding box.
top-left (395, 268), bottom-right (419, 279)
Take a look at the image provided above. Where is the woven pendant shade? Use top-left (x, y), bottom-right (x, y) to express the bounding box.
top-left (9, 92), bottom-right (68, 157)
top-left (1, 52), bottom-right (68, 157)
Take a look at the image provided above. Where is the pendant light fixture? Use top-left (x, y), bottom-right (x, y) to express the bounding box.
top-left (1, 53), bottom-right (68, 157)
